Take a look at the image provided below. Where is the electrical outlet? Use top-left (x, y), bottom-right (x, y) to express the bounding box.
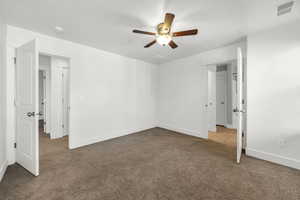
top-left (279, 138), bottom-right (287, 148)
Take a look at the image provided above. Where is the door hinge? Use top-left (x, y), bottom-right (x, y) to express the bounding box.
top-left (14, 143), bottom-right (17, 148)
top-left (14, 57), bottom-right (17, 64)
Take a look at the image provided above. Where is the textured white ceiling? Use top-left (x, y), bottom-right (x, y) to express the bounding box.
top-left (2, 0), bottom-right (300, 64)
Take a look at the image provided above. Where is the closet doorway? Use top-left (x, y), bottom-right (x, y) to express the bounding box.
top-left (38, 54), bottom-right (70, 157)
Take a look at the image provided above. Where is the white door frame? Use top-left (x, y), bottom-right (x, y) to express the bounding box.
top-left (236, 47), bottom-right (244, 164)
top-left (15, 50), bottom-right (71, 168)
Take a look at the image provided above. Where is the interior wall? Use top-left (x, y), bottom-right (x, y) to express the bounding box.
top-left (0, 17), bottom-right (8, 181)
top-left (247, 20), bottom-right (300, 169)
top-left (6, 25), bottom-right (157, 164)
top-left (158, 42), bottom-right (247, 138)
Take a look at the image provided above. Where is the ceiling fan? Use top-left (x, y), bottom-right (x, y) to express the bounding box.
top-left (133, 13), bottom-right (198, 49)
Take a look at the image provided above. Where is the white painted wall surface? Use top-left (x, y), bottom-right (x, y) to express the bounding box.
top-left (6, 25), bottom-right (157, 164)
top-left (0, 18), bottom-right (8, 181)
top-left (158, 42), bottom-right (246, 138)
top-left (247, 20), bottom-right (300, 169)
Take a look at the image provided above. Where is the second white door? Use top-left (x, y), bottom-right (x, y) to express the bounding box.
top-left (216, 71), bottom-right (226, 126)
top-left (207, 67), bottom-right (216, 132)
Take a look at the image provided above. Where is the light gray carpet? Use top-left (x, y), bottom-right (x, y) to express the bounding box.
top-left (0, 128), bottom-right (299, 200)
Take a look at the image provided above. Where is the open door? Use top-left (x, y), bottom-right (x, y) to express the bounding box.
top-left (16, 39), bottom-right (39, 176)
top-left (207, 66), bottom-right (216, 132)
top-left (236, 47), bottom-right (244, 164)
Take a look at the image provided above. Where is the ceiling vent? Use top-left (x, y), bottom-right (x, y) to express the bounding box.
top-left (277, 1), bottom-right (295, 16)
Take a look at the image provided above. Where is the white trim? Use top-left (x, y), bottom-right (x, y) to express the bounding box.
top-left (0, 160), bottom-right (8, 182)
top-left (246, 148), bottom-right (300, 170)
top-left (69, 126), bottom-right (156, 149)
top-left (225, 124), bottom-right (236, 129)
top-left (158, 124), bottom-right (208, 139)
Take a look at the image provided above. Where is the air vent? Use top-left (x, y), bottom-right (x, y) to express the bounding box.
top-left (277, 1), bottom-right (294, 16)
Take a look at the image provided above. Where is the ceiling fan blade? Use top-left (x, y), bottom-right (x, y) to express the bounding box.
top-left (133, 29), bottom-right (156, 35)
top-left (144, 40), bottom-right (157, 48)
top-left (168, 40), bottom-right (178, 49)
top-left (173, 29), bottom-right (198, 37)
top-left (164, 13), bottom-right (175, 28)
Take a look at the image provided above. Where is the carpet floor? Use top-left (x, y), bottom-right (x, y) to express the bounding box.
top-left (0, 128), bottom-right (299, 200)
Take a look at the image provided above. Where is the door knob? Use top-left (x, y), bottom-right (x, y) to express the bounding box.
top-left (27, 112), bottom-right (35, 117)
top-left (26, 112), bottom-right (43, 117)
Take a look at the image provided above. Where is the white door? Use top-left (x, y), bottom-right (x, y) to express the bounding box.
top-left (236, 47), bottom-right (244, 164)
top-left (207, 67), bottom-right (216, 132)
top-left (62, 68), bottom-right (69, 136)
top-left (200, 68), bottom-right (209, 138)
top-left (43, 69), bottom-right (50, 134)
top-left (16, 40), bottom-right (39, 176)
top-left (216, 71), bottom-right (226, 126)
top-left (51, 65), bottom-right (63, 139)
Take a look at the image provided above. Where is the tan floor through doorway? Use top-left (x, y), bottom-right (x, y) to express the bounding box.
top-left (208, 126), bottom-right (237, 148)
top-left (39, 120), bottom-right (68, 157)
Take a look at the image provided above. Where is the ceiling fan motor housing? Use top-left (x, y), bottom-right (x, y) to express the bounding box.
top-left (132, 13), bottom-right (198, 49)
top-left (157, 23), bottom-right (170, 35)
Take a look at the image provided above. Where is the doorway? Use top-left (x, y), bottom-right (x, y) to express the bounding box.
top-left (38, 54), bottom-right (70, 157)
top-left (207, 62), bottom-right (238, 148)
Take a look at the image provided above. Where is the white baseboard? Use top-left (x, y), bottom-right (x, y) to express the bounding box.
top-left (69, 126), bottom-right (156, 149)
top-left (158, 124), bottom-right (208, 139)
top-left (225, 124), bottom-right (236, 129)
top-left (246, 148), bottom-right (300, 170)
top-left (0, 160), bottom-right (8, 182)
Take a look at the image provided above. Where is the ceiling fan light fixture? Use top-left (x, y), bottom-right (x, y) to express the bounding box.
top-left (156, 34), bottom-right (172, 46)
top-left (132, 13), bottom-right (198, 49)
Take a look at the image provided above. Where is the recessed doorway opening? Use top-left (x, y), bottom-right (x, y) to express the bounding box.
top-left (207, 62), bottom-right (238, 148)
top-left (38, 54), bottom-right (70, 158)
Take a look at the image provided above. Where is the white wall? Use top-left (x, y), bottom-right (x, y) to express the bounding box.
top-left (247, 20), bottom-right (300, 170)
top-left (158, 42), bottom-right (247, 138)
top-left (6, 25), bottom-right (157, 164)
top-left (0, 19), bottom-right (7, 181)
